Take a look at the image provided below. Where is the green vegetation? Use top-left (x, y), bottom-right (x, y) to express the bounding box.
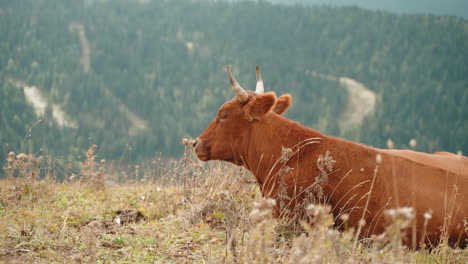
top-left (1, 0), bottom-right (467, 165)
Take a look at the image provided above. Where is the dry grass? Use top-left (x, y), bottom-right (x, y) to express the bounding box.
top-left (0, 146), bottom-right (467, 263)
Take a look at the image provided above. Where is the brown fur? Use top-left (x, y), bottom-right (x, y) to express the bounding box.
top-left (195, 90), bottom-right (468, 248)
top-left (433, 151), bottom-right (458, 156)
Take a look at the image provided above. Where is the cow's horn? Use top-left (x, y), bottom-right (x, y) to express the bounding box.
top-left (227, 65), bottom-right (249, 102)
top-left (255, 65), bottom-right (264, 94)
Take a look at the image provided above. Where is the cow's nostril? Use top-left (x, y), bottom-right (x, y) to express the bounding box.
top-left (192, 139), bottom-right (198, 147)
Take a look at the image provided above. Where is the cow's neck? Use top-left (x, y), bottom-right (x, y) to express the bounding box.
top-left (240, 113), bottom-right (327, 195)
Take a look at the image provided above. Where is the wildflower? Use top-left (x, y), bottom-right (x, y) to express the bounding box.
top-left (409, 139), bottom-right (417, 148)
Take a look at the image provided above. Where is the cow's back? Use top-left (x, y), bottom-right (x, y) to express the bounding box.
top-left (382, 149), bottom-right (468, 178)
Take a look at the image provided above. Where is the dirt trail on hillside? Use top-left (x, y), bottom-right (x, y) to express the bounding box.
top-left (101, 87), bottom-right (148, 136)
top-left (8, 79), bottom-right (77, 128)
top-left (338, 77), bottom-right (376, 129)
top-left (69, 23), bottom-right (147, 135)
top-left (69, 23), bottom-right (91, 73)
top-left (307, 71), bottom-right (376, 129)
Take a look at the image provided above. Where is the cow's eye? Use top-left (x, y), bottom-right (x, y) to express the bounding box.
top-left (219, 113), bottom-right (228, 120)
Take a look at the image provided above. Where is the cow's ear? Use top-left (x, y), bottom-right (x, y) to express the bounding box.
top-left (245, 92), bottom-right (277, 121)
top-left (273, 94), bottom-right (292, 115)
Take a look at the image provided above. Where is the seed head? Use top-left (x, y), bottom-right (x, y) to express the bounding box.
top-left (358, 218), bottom-right (366, 227)
top-left (306, 204), bottom-right (330, 217)
top-left (306, 204), bottom-right (332, 226)
top-left (384, 207), bottom-right (414, 228)
top-left (280, 147), bottom-right (293, 162)
top-left (17, 153), bottom-right (28, 161)
top-left (387, 139), bottom-right (394, 149)
top-left (339, 213), bottom-right (349, 222)
top-left (424, 211), bottom-right (432, 220)
top-left (371, 232), bottom-right (387, 244)
top-left (376, 154), bottom-right (382, 164)
top-left (181, 138), bottom-right (195, 147)
top-left (250, 198), bottom-right (276, 224)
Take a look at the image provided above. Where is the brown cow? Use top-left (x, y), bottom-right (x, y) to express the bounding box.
top-left (434, 151), bottom-right (458, 156)
top-left (194, 65), bottom-right (468, 248)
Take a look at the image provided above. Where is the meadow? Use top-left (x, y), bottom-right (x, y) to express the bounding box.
top-left (0, 144), bottom-right (467, 264)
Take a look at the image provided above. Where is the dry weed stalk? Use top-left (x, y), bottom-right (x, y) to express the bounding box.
top-left (277, 148), bottom-right (337, 226)
top-left (181, 138), bottom-right (204, 199)
top-left (176, 161), bottom-right (254, 263)
top-left (60, 145), bottom-right (108, 233)
top-left (311, 150), bottom-right (336, 203)
top-left (383, 206), bottom-right (415, 259)
top-left (352, 165), bottom-right (378, 254)
top-left (248, 198), bottom-right (277, 264)
top-left (79, 144), bottom-right (105, 190)
top-left (4, 151), bottom-right (43, 181)
top-left (419, 210), bottom-right (432, 249)
top-left (289, 204), bottom-right (352, 264)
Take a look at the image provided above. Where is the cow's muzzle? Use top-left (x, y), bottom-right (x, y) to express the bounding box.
top-left (193, 138), bottom-right (210, 161)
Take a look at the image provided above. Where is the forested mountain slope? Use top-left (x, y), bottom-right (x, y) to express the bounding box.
top-left (1, 0), bottom-right (466, 164)
top-left (250, 0), bottom-right (468, 19)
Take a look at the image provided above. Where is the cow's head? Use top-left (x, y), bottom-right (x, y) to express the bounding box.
top-left (194, 65), bottom-right (292, 165)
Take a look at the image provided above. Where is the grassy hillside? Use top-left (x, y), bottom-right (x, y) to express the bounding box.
top-left (0, 0), bottom-right (467, 164)
top-left (1, 148), bottom-right (467, 263)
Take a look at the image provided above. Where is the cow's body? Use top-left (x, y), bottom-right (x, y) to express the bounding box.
top-left (433, 151), bottom-right (458, 156)
top-left (194, 66), bottom-right (468, 248)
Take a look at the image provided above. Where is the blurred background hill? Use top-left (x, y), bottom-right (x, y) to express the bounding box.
top-left (1, 0), bottom-right (467, 166)
top-left (256, 0), bottom-right (468, 19)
